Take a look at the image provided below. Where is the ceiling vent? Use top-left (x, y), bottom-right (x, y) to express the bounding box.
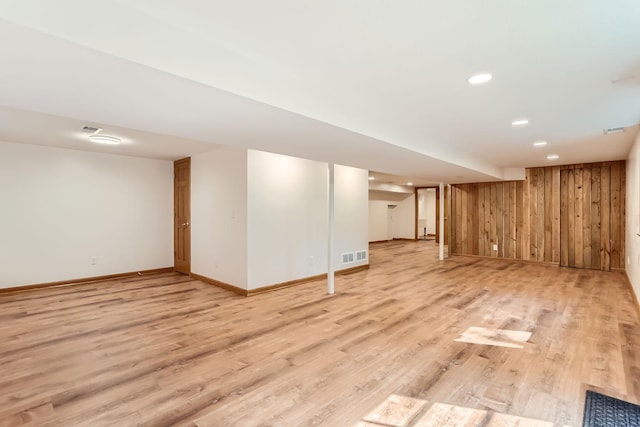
top-left (603, 127), bottom-right (625, 135)
top-left (81, 126), bottom-right (102, 133)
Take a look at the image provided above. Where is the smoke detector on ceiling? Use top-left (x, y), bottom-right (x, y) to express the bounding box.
top-left (603, 127), bottom-right (625, 135)
top-left (81, 125), bottom-right (102, 133)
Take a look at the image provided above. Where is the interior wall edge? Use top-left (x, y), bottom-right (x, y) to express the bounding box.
top-left (624, 270), bottom-right (640, 321)
top-left (190, 272), bottom-right (247, 296)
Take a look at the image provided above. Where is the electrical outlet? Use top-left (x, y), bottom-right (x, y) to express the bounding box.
top-left (492, 244), bottom-right (498, 251)
top-left (91, 256), bottom-right (97, 265)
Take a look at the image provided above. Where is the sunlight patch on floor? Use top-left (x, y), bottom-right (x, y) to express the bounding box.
top-left (360, 394), bottom-right (427, 427)
top-left (356, 395), bottom-right (572, 427)
top-left (454, 326), bottom-right (532, 349)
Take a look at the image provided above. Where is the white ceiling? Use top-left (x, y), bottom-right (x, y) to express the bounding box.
top-left (0, 1), bottom-right (639, 184)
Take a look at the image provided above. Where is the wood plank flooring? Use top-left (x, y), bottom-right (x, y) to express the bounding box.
top-left (1, 241), bottom-right (639, 426)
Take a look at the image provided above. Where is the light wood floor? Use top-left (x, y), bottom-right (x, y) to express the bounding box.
top-left (1, 241), bottom-right (639, 426)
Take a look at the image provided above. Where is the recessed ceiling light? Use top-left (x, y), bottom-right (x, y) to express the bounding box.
top-left (512, 118), bottom-right (529, 127)
top-left (89, 134), bottom-right (121, 145)
top-left (407, 182), bottom-right (413, 186)
top-left (547, 154), bottom-right (559, 160)
top-left (533, 140), bottom-right (548, 147)
top-left (468, 73), bottom-right (492, 85)
top-left (368, 176), bottom-right (375, 181)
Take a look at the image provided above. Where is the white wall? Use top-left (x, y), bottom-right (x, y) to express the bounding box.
top-left (247, 150), bottom-right (329, 290)
top-left (368, 193), bottom-right (416, 241)
top-left (0, 141), bottom-right (173, 288)
top-left (392, 194), bottom-right (416, 239)
top-left (192, 150), bottom-right (368, 291)
top-left (626, 131), bottom-right (640, 302)
top-left (368, 200), bottom-right (390, 242)
top-left (417, 188), bottom-right (436, 236)
top-left (191, 147), bottom-right (248, 288)
top-left (334, 164), bottom-right (369, 270)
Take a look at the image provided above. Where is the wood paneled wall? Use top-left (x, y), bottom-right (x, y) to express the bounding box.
top-left (450, 161), bottom-right (626, 269)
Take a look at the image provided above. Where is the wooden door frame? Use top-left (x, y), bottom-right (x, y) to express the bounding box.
top-left (414, 186), bottom-right (440, 243)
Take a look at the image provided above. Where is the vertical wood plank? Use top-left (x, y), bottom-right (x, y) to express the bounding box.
top-left (516, 180), bottom-right (524, 260)
top-left (509, 182), bottom-right (517, 259)
top-left (454, 185), bottom-right (459, 254)
top-left (478, 185), bottom-right (485, 257)
top-left (601, 167), bottom-right (611, 271)
top-left (544, 167), bottom-right (553, 262)
top-left (450, 186), bottom-right (457, 253)
top-left (620, 162), bottom-right (626, 268)
top-left (552, 167), bottom-right (561, 263)
top-left (471, 184), bottom-right (479, 255)
top-left (582, 167), bottom-right (592, 268)
top-left (567, 169), bottom-right (575, 267)
top-left (560, 169), bottom-right (568, 266)
top-left (496, 183), bottom-right (504, 257)
top-left (485, 183), bottom-right (491, 256)
top-left (591, 167), bottom-right (602, 269)
top-left (610, 162), bottom-right (621, 269)
top-left (574, 168), bottom-right (584, 268)
top-left (529, 168), bottom-right (538, 260)
top-left (504, 182), bottom-right (510, 259)
top-left (445, 184), bottom-right (450, 246)
top-left (490, 183), bottom-right (497, 257)
top-left (461, 185), bottom-right (468, 254)
top-left (457, 184), bottom-right (462, 255)
top-left (523, 169), bottom-right (531, 261)
top-left (537, 168), bottom-right (546, 262)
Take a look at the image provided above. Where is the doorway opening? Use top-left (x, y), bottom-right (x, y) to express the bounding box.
top-left (415, 186), bottom-right (449, 246)
top-left (416, 188), bottom-right (437, 241)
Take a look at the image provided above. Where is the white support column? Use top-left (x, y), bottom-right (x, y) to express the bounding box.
top-left (327, 162), bottom-right (335, 294)
top-left (439, 182), bottom-right (445, 261)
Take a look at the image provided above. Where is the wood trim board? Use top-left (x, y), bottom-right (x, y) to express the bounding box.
top-left (189, 273), bottom-right (248, 296)
top-left (1, 264), bottom-right (371, 298)
top-left (193, 264), bottom-right (370, 297)
top-left (0, 267), bottom-right (175, 295)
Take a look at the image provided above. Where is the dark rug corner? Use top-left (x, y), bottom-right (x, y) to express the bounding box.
top-left (583, 390), bottom-right (640, 427)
